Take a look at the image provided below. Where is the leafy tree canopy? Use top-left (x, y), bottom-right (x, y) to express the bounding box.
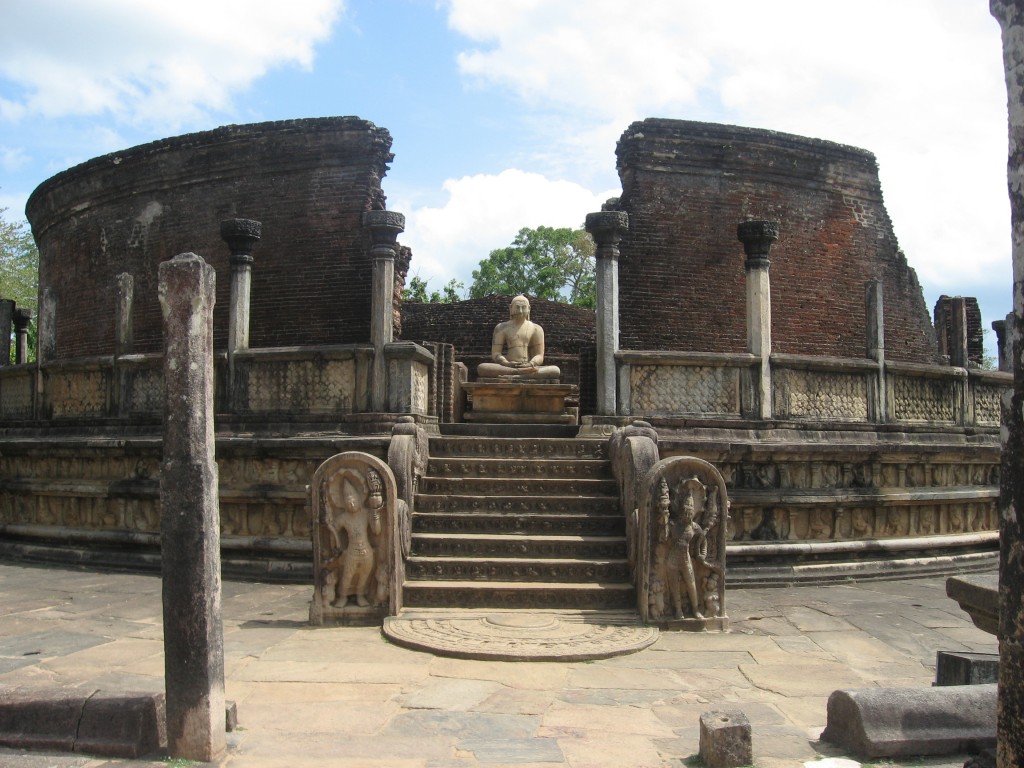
top-left (0, 207), bottom-right (39, 362)
top-left (469, 226), bottom-right (595, 308)
top-left (403, 275), bottom-right (465, 303)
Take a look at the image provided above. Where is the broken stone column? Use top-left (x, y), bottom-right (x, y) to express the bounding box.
top-left (585, 210), bottom-right (629, 416)
top-left (13, 308), bottom-right (32, 365)
top-left (0, 299), bottom-right (13, 364)
top-left (865, 280), bottom-right (887, 422)
top-left (699, 710), bottom-right (752, 768)
top-left (37, 288), bottom-right (56, 363)
top-left (949, 296), bottom-right (969, 368)
top-left (115, 273), bottom-right (134, 357)
top-left (157, 253), bottom-right (225, 762)
top-left (363, 210), bottom-right (405, 412)
top-left (220, 218), bottom-right (261, 355)
top-left (993, 316), bottom-right (1011, 372)
top-left (737, 220), bottom-right (779, 420)
top-left (990, 1), bottom-right (1024, 763)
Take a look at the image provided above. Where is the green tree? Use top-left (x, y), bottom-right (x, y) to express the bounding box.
top-left (403, 275), bottom-right (465, 303)
top-left (469, 226), bottom-right (596, 308)
top-left (0, 207), bottom-right (39, 362)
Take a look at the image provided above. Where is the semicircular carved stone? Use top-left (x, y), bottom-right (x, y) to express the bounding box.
top-left (637, 456), bottom-right (729, 630)
top-left (309, 451), bottom-right (401, 625)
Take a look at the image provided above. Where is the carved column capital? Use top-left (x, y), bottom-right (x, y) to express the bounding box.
top-left (12, 307), bottom-right (32, 332)
top-left (363, 210), bottom-right (406, 257)
top-left (220, 218), bottom-right (261, 266)
top-left (737, 220), bottom-right (779, 269)
top-left (585, 211), bottom-right (629, 253)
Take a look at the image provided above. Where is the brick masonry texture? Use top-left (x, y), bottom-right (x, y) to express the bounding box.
top-left (614, 119), bottom-right (939, 363)
top-left (26, 117), bottom-right (394, 359)
top-left (934, 295), bottom-right (984, 366)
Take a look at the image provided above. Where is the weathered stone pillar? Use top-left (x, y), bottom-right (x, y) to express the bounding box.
top-left (363, 210), bottom-right (405, 412)
top-left (737, 220), bottom-right (779, 420)
top-left (13, 308), bottom-right (32, 365)
top-left (157, 253), bottom-right (225, 762)
top-left (0, 299), bottom-right (14, 365)
top-left (865, 280), bottom-right (887, 422)
top-left (994, 315), bottom-right (1012, 372)
top-left (37, 288), bottom-right (56, 363)
top-left (949, 296), bottom-right (969, 368)
top-left (585, 210), bottom-right (629, 416)
top-left (990, 1), bottom-right (1024, 763)
top-left (220, 219), bottom-right (261, 355)
top-left (115, 273), bottom-right (134, 357)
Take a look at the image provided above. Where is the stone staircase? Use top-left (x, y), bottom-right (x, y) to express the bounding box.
top-left (402, 435), bottom-right (634, 610)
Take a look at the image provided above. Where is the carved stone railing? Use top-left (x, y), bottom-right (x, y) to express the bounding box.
top-left (615, 349), bottom-right (1011, 427)
top-left (387, 416), bottom-right (429, 584)
top-left (608, 421), bottom-right (660, 578)
top-left (0, 341), bottom-right (437, 425)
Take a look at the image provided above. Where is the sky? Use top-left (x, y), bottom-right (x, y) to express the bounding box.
top-left (0, 0), bottom-right (1013, 349)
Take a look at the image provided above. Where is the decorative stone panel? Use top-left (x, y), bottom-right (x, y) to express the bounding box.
top-left (974, 384), bottom-right (1003, 427)
top-left (892, 375), bottom-right (956, 423)
top-left (0, 370), bottom-right (34, 419)
top-left (631, 365), bottom-right (739, 416)
top-left (244, 358), bottom-right (354, 414)
top-left (773, 368), bottom-right (868, 422)
top-left (49, 367), bottom-right (109, 418)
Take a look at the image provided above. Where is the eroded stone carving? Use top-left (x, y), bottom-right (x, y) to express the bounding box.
top-left (638, 456), bottom-right (728, 630)
top-left (477, 295), bottom-right (560, 379)
top-left (310, 452), bottom-right (400, 625)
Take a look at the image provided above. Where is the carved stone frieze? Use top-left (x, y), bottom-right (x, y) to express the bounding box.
top-left (244, 358), bottom-right (355, 414)
top-left (892, 375), bottom-right (956, 423)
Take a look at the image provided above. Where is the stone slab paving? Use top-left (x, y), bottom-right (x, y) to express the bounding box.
top-left (0, 561), bottom-right (998, 768)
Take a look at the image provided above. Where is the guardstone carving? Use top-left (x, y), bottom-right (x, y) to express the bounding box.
top-left (637, 456), bottom-right (728, 630)
top-left (309, 452), bottom-right (401, 625)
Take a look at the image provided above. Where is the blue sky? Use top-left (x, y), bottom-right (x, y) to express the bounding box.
top-left (0, 0), bottom-right (1012, 347)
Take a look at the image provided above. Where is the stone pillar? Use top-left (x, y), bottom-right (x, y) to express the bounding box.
top-left (220, 218), bottom-right (261, 355)
top-left (990, 1), bottom-right (1024, 763)
top-left (994, 316), bottom-right (1012, 373)
top-left (13, 308), bottom-right (32, 365)
top-left (949, 296), bottom-right (969, 368)
top-left (585, 210), bottom-right (629, 416)
top-left (865, 280), bottom-right (886, 422)
top-left (0, 299), bottom-right (14, 365)
top-left (37, 288), bottom-right (56, 363)
top-left (737, 220), bottom-right (779, 420)
top-left (115, 273), bottom-right (134, 357)
top-left (363, 210), bottom-right (405, 412)
top-left (157, 253), bottom-right (225, 762)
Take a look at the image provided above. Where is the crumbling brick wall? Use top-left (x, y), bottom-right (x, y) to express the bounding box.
top-left (614, 119), bottom-right (939, 363)
top-left (934, 295), bottom-right (985, 366)
top-left (27, 117), bottom-right (395, 359)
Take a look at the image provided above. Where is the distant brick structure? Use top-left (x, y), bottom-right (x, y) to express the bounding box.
top-left (934, 295), bottom-right (984, 367)
top-left (26, 117), bottom-right (395, 359)
top-left (614, 119), bottom-right (939, 363)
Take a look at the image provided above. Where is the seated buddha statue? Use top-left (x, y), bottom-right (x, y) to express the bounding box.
top-left (476, 295), bottom-right (561, 379)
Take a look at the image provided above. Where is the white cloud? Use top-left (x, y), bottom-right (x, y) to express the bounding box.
top-left (0, 0), bottom-right (343, 126)
top-left (445, 0), bottom-right (1011, 320)
top-left (396, 169), bottom-right (615, 291)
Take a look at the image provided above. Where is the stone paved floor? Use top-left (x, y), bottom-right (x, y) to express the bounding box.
top-left (0, 561), bottom-right (999, 767)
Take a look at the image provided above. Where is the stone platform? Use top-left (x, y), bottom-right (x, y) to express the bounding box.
top-left (382, 610), bottom-right (658, 662)
top-left (463, 380), bottom-right (578, 424)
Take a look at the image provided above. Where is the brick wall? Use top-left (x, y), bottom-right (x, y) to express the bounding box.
top-left (615, 119), bottom-right (939, 363)
top-left (934, 295), bottom-right (984, 366)
top-left (27, 117), bottom-right (394, 359)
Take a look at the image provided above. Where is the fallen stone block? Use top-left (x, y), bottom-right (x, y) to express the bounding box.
top-left (699, 709), bottom-right (752, 767)
top-left (820, 684), bottom-right (996, 758)
top-left (935, 650), bottom-right (999, 686)
top-left (0, 688), bottom-right (165, 759)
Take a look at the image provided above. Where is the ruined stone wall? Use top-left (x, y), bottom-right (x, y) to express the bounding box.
top-left (933, 295), bottom-right (985, 366)
top-left (615, 119), bottom-right (939, 363)
top-left (26, 117), bottom-right (394, 359)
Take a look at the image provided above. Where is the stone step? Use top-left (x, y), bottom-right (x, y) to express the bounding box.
top-left (402, 580), bottom-right (636, 610)
top-left (414, 494), bottom-right (620, 515)
top-left (429, 437), bottom-right (608, 461)
top-left (411, 512), bottom-right (626, 536)
top-left (406, 556), bottom-right (632, 583)
top-left (411, 532), bottom-right (628, 560)
top-left (418, 476), bottom-right (618, 496)
top-left (426, 457), bottom-right (611, 480)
